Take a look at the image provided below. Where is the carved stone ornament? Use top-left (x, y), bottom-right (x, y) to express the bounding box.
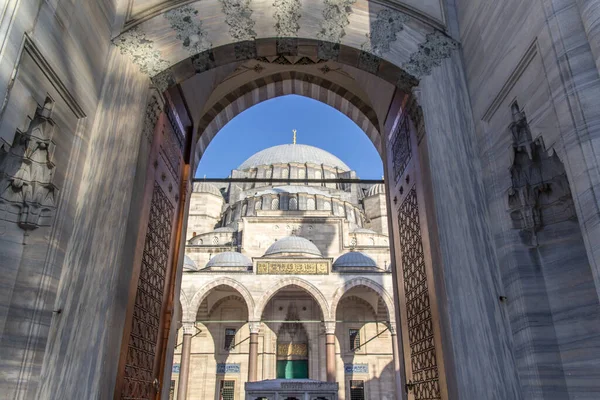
top-left (402, 31), bottom-right (459, 77)
top-left (182, 322), bottom-right (196, 335)
top-left (323, 321), bottom-right (336, 334)
top-left (113, 26), bottom-right (170, 76)
top-left (362, 9), bottom-right (410, 57)
top-left (248, 320), bottom-right (262, 334)
top-left (220, 0), bottom-right (257, 41)
top-left (273, 0), bottom-right (302, 37)
top-left (164, 5), bottom-right (212, 55)
top-left (507, 103), bottom-right (576, 247)
top-left (317, 0), bottom-right (356, 43)
top-left (0, 98), bottom-right (59, 239)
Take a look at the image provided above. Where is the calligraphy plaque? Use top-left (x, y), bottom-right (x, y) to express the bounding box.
top-left (277, 343), bottom-right (308, 357)
top-left (216, 363), bottom-right (241, 374)
top-left (344, 364), bottom-right (369, 374)
top-left (256, 261), bottom-right (328, 275)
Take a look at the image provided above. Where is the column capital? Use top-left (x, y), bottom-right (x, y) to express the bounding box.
top-left (387, 321), bottom-right (397, 335)
top-left (182, 321), bottom-right (196, 335)
top-left (248, 320), bottom-right (261, 334)
top-left (323, 321), bottom-right (336, 334)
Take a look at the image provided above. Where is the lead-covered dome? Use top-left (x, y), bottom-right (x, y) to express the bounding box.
top-left (366, 183), bottom-right (385, 197)
top-left (333, 251), bottom-right (377, 268)
top-left (264, 236), bottom-right (322, 257)
top-left (193, 182), bottom-right (223, 197)
top-left (183, 255), bottom-right (198, 271)
top-left (238, 144), bottom-right (350, 171)
top-left (206, 252), bottom-right (252, 268)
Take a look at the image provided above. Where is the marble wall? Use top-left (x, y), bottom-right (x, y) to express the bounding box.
top-left (457, 0), bottom-right (600, 397)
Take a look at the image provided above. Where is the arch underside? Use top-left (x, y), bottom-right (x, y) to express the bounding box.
top-left (194, 70), bottom-right (383, 164)
top-left (114, 0), bottom-right (459, 90)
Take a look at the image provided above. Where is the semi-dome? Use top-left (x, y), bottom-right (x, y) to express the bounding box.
top-left (193, 182), bottom-right (223, 197)
top-left (366, 183), bottom-right (385, 197)
top-left (238, 144), bottom-right (350, 171)
top-left (206, 252), bottom-right (252, 268)
top-left (264, 236), bottom-right (322, 257)
top-left (183, 255), bottom-right (198, 271)
top-left (333, 251), bottom-right (377, 268)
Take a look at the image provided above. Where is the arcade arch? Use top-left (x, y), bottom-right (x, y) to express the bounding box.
top-left (254, 278), bottom-right (330, 321)
top-left (186, 277), bottom-right (256, 322)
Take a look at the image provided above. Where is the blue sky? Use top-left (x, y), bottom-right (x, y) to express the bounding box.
top-left (195, 95), bottom-right (383, 179)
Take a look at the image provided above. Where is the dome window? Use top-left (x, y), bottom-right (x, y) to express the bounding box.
top-left (271, 198), bottom-right (280, 210)
top-left (212, 236), bottom-right (219, 245)
top-left (255, 200), bottom-right (262, 210)
top-left (307, 198), bottom-right (315, 210)
top-left (289, 197), bottom-right (298, 210)
top-left (324, 201), bottom-right (331, 210)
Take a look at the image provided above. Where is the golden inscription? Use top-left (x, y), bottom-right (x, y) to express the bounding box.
top-left (256, 262), bottom-right (328, 275)
top-left (277, 343), bottom-right (308, 357)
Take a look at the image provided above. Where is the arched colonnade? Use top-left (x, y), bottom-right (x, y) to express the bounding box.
top-left (177, 276), bottom-right (398, 394)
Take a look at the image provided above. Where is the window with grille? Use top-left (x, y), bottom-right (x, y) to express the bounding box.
top-left (220, 380), bottom-right (235, 400)
top-left (349, 329), bottom-right (360, 351)
top-left (224, 328), bottom-right (236, 350)
top-left (289, 197), bottom-right (298, 210)
top-left (307, 198), bottom-right (315, 210)
top-left (350, 380), bottom-right (365, 400)
top-left (271, 198), bottom-right (279, 210)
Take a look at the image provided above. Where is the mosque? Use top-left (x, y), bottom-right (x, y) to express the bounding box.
top-left (172, 140), bottom-right (398, 400)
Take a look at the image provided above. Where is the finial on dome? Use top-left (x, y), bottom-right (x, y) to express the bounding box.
top-left (292, 129), bottom-right (297, 144)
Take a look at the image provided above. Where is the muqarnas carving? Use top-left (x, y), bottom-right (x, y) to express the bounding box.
top-left (0, 98), bottom-right (58, 235)
top-left (508, 103), bottom-right (576, 246)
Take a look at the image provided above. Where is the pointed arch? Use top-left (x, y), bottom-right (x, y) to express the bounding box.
top-left (186, 277), bottom-right (255, 322)
top-left (254, 277), bottom-right (330, 320)
top-left (330, 277), bottom-right (395, 322)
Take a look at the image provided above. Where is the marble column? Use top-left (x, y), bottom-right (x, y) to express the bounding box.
top-left (324, 322), bottom-right (336, 383)
top-left (177, 323), bottom-right (195, 400)
top-left (389, 323), bottom-right (403, 400)
top-left (248, 321), bottom-right (261, 382)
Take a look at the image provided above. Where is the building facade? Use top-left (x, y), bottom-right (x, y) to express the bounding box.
top-left (173, 144), bottom-right (398, 400)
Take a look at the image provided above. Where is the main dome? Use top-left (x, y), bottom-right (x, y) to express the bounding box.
top-left (238, 144), bottom-right (350, 171)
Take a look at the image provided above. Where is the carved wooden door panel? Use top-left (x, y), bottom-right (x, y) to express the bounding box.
top-left (115, 106), bottom-right (185, 400)
top-left (384, 92), bottom-right (446, 400)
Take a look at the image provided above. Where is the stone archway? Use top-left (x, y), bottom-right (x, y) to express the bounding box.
top-left (186, 277), bottom-right (255, 322)
top-left (254, 277), bottom-right (330, 320)
top-left (194, 71), bottom-right (384, 163)
top-left (329, 277), bottom-right (395, 323)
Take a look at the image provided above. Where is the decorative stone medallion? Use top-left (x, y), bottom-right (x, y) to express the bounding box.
top-left (164, 5), bottom-right (212, 55)
top-left (403, 31), bottom-right (459, 77)
top-left (113, 26), bottom-right (170, 76)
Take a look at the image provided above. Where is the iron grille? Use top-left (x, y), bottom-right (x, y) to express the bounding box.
top-left (350, 380), bottom-right (365, 400)
top-left (220, 380), bottom-right (235, 400)
top-left (224, 328), bottom-right (236, 350)
top-left (349, 329), bottom-right (360, 351)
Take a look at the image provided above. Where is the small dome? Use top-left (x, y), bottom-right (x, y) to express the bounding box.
top-left (366, 184), bottom-right (385, 197)
top-left (333, 251), bottom-right (377, 268)
top-left (264, 236), bottom-right (322, 257)
top-left (183, 255), bottom-right (198, 271)
top-left (206, 252), bottom-right (252, 268)
top-left (193, 182), bottom-right (223, 197)
top-left (238, 144), bottom-right (350, 171)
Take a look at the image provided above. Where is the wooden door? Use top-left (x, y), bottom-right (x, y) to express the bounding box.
top-left (115, 100), bottom-right (187, 400)
top-left (384, 91), bottom-right (447, 400)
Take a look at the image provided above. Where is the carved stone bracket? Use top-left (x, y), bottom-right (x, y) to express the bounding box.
top-left (0, 98), bottom-right (59, 239)
top-left (507, 103), bottom-right (576, 246)
top-left (387, 321), bottom-right (397, 335)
